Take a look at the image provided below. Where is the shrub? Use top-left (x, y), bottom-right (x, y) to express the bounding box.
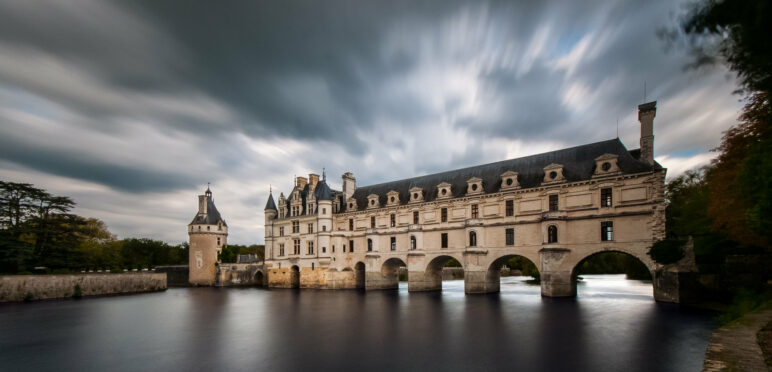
top-left (649, 239), bottom-right (685, 264)
top-left (72, 284), bottom-right (82, 299)
top-left (23, 292), bottom-right (34, 302)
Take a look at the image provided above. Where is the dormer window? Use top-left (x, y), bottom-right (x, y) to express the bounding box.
top-left (387, 190), bottom-right (400, 206)
top-left (593, 154), bottom-right (620, 176)
top-left (367, 194), bottom-right (379, 209)
top-left (466, 177), bottom-right (483, 195)
top-left (542, 163), bottom-right (565, 184)
top-left (500, 171), bottom-right (519, 190)
top-left (347, 197), bottom-right (357, 212)
top-left (409, 187), bottom-right (423, 203)
top-left (436, 182), bottom-right (452, 199)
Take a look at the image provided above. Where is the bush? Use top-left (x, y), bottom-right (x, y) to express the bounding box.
top-left (72, 284), bottom-right (82, 299)
top-left (649, 239), bottom-right (685, 264)
top-left (23, 292), bottom-right (34, 302)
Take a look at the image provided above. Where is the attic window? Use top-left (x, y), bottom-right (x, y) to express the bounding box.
top-left (370, 200), bottom-right (375, 206)
top-left (413, 192), bottom-right (418, 199)
top-left (602, 162), bottom-right (611, 171)
top-left (549, 171), bottom-right (557, 179)
top-left (441, 189), bottom-right (447, 195)
top-left (390, 196), bottom-right (395, 202)
top-left (472, 184), bottom-right (478, 191)
top-left (349, 202), bottom-right (354, 209)
top-left (506, 178), bottom-right (513, 186)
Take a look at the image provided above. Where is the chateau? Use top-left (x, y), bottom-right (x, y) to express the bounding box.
top-left (260, 102), bottom-right (673, 299)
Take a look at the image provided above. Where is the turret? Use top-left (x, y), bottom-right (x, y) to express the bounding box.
top-left (188, 186), bottom-right (228, 286)
top-left (638, 101), bottom-right (656, 165)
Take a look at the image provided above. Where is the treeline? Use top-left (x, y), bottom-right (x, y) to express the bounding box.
top-left (0, 181), bottom-right (188, 274)
top-left (218, 244), bottom-right (265, 263)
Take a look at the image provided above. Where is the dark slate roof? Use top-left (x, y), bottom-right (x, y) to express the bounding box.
top-left (190, 196), bottom-right (227, 226)
top-left (264, 193), bottom-right (277, 211)
top-left (315, 180), bottom-right (333, 200)
top-left (349, 138), bottom-right (660, 209)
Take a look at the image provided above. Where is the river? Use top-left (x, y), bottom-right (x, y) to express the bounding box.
top-left (0, 275), bottom-right (715, 371)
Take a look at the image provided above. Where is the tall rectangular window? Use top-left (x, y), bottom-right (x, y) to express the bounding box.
top-left (601, 188), bottom-right (612, 207)
top-left (549, 194), bottom-right (558, 211)
top-left (371, 216), bottom-right (376, 228)
top-left (390, 237), bottom-right (396, 251)
top-left (441, 233), bottom-right (448, 248)
top-left (367, 239), bottom-right (373, 252)
top-left (471, 204), bottom-right (479, 218)
top-left (279, 244), bottom-right (285, 256)
top-left (279, 227), bottom-right (284, 236)
top-left (293, 239), bottom-right (300, 255)
top-left (413, 211), bottom-right (419, 224)
top-left (390, 214), bottom-right (396, 227)
top-left (307, 241), bottom-right (314, 254)
top-left (441, 208), bottom-right (447, 222)
top-left (505, 200), bottom-right (514, 216)
top-left (292, 220), bottom-right (299, 233)
top-left (308, 223), bottom-right (314, 234)
top-left (349, 240), bottom-right (354, 252)
top-left (349, 218), bottom-right (354, 231)
top-left (601, 221), bottom-right (614, 241)
top-left (505, 228), bottom-right (514, 246)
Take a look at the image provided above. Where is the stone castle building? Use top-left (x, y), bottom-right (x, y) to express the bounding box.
top-left (262, 102), bottom-right (675, 299)
top-left (188, 187), bottom-right (228, 285)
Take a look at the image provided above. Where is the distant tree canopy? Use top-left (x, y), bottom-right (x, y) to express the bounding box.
top-left (0, 181), bottom-right (188, 274)
top-left (218, 244), bottom-right (264, 264)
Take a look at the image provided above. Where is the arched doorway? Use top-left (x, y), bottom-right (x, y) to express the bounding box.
top-left (380, 258), bottom-right (407, 290)
top-left (255, 270), bottom-right (264, 287)
top-left (571, 251), bottom-right (653, 297)
top-left (354, 262), bottom-right (366, 289)
top-left (485, 255), bottom-right (540, 293)
top-left (290, 265), bottom-right (300, 289)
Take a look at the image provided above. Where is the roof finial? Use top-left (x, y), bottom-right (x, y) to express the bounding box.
top-left (323, 167), bottom-right (326, 181)
top-left (269, 184), bottom-right (272, 194)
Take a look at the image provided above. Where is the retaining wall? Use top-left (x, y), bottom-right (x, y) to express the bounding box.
top-left (0, 273), bottom-right (167, 302)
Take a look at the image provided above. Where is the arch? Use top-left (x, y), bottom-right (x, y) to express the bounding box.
top-left (255, 270), bottom-right (264, 287)
top-left (354, 261), bottom-right (366, 289)
top-left (485, 254), bottom-right (541, 293)
top-left (422, 254), bottom-right (464, 291)
top-left (547, 225), bottom-right (558, 243)
top-left (290, 265), bottom-right (300, 288)
top-left (380, 257), bottom-right (407, 289)
top-left (571, 249), bottom-right (654, 281)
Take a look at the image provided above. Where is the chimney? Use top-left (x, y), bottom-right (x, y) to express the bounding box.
top-left (638, 101), bottom-right (656, 165)
top-left (309, 173), bottom-right (319, 190)
top-left (198, 195), bottom-right (208, 214)
top-left (342, 172), bottom-right (356, 200)
top-left (296, 176), bottom-right (308, 189)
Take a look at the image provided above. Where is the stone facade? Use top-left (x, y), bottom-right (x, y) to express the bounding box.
top-left (263, 102), bottom-right (675, 300)
top-left (0, 272), bottom-right (166, 302)
top-left (188, 187), bottom-right (228, 286)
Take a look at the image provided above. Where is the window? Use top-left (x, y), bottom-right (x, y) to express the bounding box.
top-left (390, 237), bottom-right (396, 251)
top-left (410, 236), bottom-right (416, 250)
top-left (601, 188), bottom-right (612, 207)
top-left (343, 245), bottom-right (346, 253)
top-left (207, 226), bottom-right (210, 231)
top-left (322, 207), bottom-right (326, 214)
top-left (218, 224), bottom-right (222, 231)
top-left (390, 214), bottom-right (395, 227)
top-left (441, 208), bottom-right (447, 222)
top-left (371, 216), bottom-right (376, 228)
top-left (322, 246), bottom-right (326, 253)
top-left (505, 228), bottom-right (514, 246)
top-left (332, 245), bottom-right (335, 253)
top-left (279, 227), bottom-right (284, 236)
top-left (307, 241), bottom-right (314, 254)
top-left (293, 239), bottom-right (300, 254)
top-left (548, 225), bottom-right (558, 243)
top-left (322, 225), bottom-right (327, 231)
top-left (413, 211), bottom-right (419, 224)
top-left (506, 200), bottom-right (514, 216)
top-left (349, 240), bottom-right (354, 253)
top-left (279, 244), bottom-right (285, 256)
top-left (292, 220), bottom-right (299, 233)
top-left (312, 262), bottom-right (315, 270)
top-left (441, 233), bottom-right (448, 248)
top-left (601, 221), bottom-right (614, 241)
top-left (308, 223), bottom-right (314, 234)
top-left (469, 231), bottom-right (477, 247)
top-left (349, 218), bottom-right (354, 231)
top-left (549, 194), bottom-right (558, 211)
top-left (217, 237), bottom-right (221, 246)
top-left (367, 238), bottom-right (373, 252)
top-left (198, 226), bottom-right (201, 231)
top-left (471, 204), bottom-right (479, 219)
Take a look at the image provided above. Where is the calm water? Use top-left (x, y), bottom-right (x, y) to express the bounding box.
top-left (0, 275), bottom-right (715, 372)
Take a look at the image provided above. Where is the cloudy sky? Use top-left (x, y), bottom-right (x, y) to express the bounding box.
top-left (0, 0), bottom-right (742, 244)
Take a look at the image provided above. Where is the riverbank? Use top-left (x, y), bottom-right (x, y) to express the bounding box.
top-left (702, 302), bottom-right (772, 371)
top-left (0, 273), bottom-right (167, 302)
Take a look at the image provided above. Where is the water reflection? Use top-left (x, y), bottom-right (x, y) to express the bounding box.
top-left (0, 275), bottom-right (714, 372)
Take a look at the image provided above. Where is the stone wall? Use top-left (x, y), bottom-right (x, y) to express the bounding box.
top-left (0, 273), bottom-right (167, 302)
top-left (215, 264), bottom-right (264, 287)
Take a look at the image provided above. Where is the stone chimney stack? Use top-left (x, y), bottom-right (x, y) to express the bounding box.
top-left (342, 172), bottom-right (356, 200)
top-left (296, 176), bottom-right (308, 189)
top-left (308, 173), bottom-right (319, 190)
top-left (198, 195), bottom-right (208, 214)
top-left (638, 101), bottom-right (656, 165)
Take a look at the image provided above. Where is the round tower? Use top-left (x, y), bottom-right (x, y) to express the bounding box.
top-left (188, 186), bottom-right (228, 286)
top-left (264, 189), bottom-right (277, 262)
